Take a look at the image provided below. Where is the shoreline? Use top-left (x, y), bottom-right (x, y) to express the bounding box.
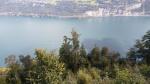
top-left (0, 13), bottom-right (150, 19)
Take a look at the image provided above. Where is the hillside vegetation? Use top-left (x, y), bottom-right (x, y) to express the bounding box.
top-left (1, 30), bottom-right (150, 84)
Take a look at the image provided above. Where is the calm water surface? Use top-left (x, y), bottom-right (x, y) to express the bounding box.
top-left (0, 16), bottom-right (150, 66)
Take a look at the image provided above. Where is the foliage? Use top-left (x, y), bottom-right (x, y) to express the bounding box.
top-left (90, 46), bottom-right (101, 68)
top-left (6, 62), bottom-right (21, 84)
top-left (59, 30), bottom-right (89, 72)
top-left (115, 65), bottom-right (146, 84)
top-left (62, 71), bottom-right (77, 84)
top-left (139, 64), bottom-right (150, 78)
top-left (5, 49), bottom-right (65, 84)
top-left (18, 55), bottom-right (36, 84)
top-left (34, 49), bottom-right (65, 84)
top-left (77, 68), bottom-right (93, 84)
top-left (4, 30), bottom-right (150, 84)
top-left (128, 30), bottom-right (150, 65)
top-left (0, 77), bottom-right (7, 84)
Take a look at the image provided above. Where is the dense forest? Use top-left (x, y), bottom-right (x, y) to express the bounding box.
top-left (1, 30), bottom-right (150, 84)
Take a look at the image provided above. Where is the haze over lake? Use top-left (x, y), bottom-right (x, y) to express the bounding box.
top-left (0, 16), bottom-right (150, 66)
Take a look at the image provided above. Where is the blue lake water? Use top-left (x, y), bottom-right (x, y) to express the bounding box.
top-left (0, 16), bottom-right (150, 66)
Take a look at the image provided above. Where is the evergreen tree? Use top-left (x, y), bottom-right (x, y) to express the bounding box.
top-left (128, 30), bottom-right (150, 65)
top-left (142, 30), bottom-right (150, 65)
top-left (59, 36), bottom-right (72, 68)
top-left (101, 47), bottom-right (110, 70)
top-left (18, 55), bottom-right (35, 84)
top-left (59, 30), bottom-right (88, 72)
top-left (90, 46), bottom-right (101, 68)
top-left (80, 45), bottom-right (87, 58)
top-left (79, 45), bottom-right (89, 68)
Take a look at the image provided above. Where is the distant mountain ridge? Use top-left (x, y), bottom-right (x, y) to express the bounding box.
top-left (0, 0), bottom-right (150, 17)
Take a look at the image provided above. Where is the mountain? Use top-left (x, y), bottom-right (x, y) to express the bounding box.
top-left (0, 0), bottom-right (97, 17)
top-left (0, 0), bottom-right (149, 17)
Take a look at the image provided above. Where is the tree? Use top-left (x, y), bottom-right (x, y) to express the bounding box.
top-left (90, 46), bottom-right (101, 68)
top-left (5, 55), bottom-right (21, 84)
top-left (128, 47), bottom-right (137, 59)
top-left (59, 36), bottom-right (72, 68)
top-left (108, 52), bottom-right (120, 78)
top-left (18, 55), bottom-right (35, 84)
top-left (141, 30), bottom-right (150, 65)
top-left (101, 47), bottom-right (110, 70)
top-left (70, 30), bottom-right (81, 71)
top-left (5, 55), bottom-right (16, 65)
top-left (110, 52), bottom-right (120, 64)
top-left (34, 49), bottom-right (65, 84)
top-left (5, 55), bottom-right (35, 84)
top-left (6, 63), bottom-right (21, 84)
top-left (80, 45), bottom-right (87, 58)
top-left (59, 30), bottom-right (88, 72)
top-left (128, 30), bottom-right (150, 65)
top-left (79, 45), bottom-right (89, 68)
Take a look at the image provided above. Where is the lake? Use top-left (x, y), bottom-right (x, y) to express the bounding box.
top-left (0, 16), bottom-right (150, 66)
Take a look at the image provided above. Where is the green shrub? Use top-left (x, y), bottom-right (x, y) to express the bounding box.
top-left (77, 69), bottom-right (92, 84)
top-left (6, 63), bottom-right (21, 84)
top-left (62, 71), bottom-right (77, 84)
top-left (115, 66), bottom-right (146, 84)
top-left (0, 77), bottom-right (7, 84)
top-left (139, 65), bottom-right (150, 78)
top-left (76, 68), bottom-right (114, 84)
top-left (34, 49), bottom-right (66, 84)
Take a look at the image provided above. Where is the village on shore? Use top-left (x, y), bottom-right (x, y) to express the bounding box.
top-left (0, 0), bottom-right (150, 17)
